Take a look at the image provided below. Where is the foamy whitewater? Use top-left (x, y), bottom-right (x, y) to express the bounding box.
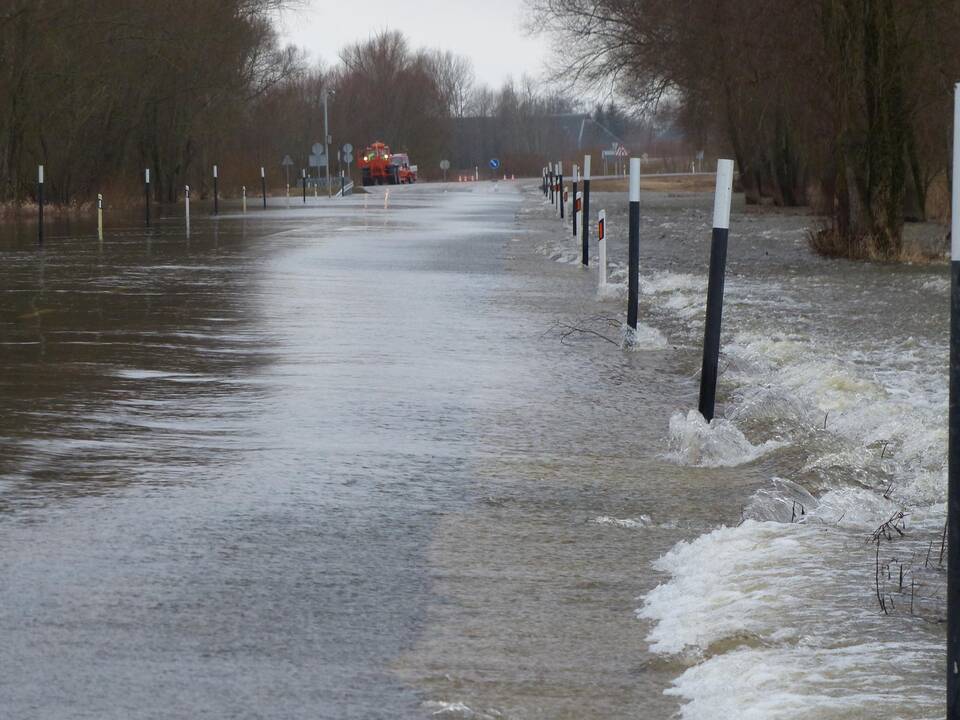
top-left (642, 214), bottom-right (946, 717)
top-left (537, 190), bottom-right (948, 717)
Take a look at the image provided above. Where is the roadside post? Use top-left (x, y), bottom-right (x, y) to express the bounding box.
top-left (582, 154), bottom-right (591, 266)
top-left (286, 184), bottom-right (290, 208)
top-left (37, 165), bottom-right (44, 244)
top-left (572, 165), bottom-right (579, 237)
top-left (144, 168), bottom-right (151, 227)
top-left (242, 186), bottom-right (247, 214)
top-left (627, 158), bottom-right (640, 330)
top-left (549, 164), bottom-right (555, 205)
top-left (302, 169), bottom-right (307, 204)
top-left (598, 209), bottom-right (607, 290)
top-left (260, 166), bottom-right (266, 209)
top-left (697, 159), bottom-right (735, 422)
top-left (213, 165), bottom-right (219, 215)
top-left (185, 185), bottom-right (191, 234)
top-left (558, 162), bottom-right (564, 219)
top-left (949, 81), bottom-right (960, 719)
top-left (97, 193), bottom-right (103, 241)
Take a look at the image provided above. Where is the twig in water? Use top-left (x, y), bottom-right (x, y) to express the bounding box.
top-left (875, 542), bottom-right (888, 614)
top-left (925, 540), bottom-right (933, 568)
top-left (823, 412), bottom-right (829, 429)
top-left (880, 441), bottom-right (889, 460)
top-left (940, 520), bottom-right (948, 566)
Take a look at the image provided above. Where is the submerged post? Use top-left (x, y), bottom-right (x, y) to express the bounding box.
top-left (627, 158), bottom-right (640, 330)
top-left (185, 185), bottom-right (191, 234)
top-left (144, 168), bottom-right (151, 227)
top-left (697, 159), bottom-right (735, 422)
top-left (302, 169), bottom-right (307, 204)
top-left (598, 209), bottom-right (607, 290)
top-left (261, 166), bottom-right (267, 209)
top-left (97, 193), bottom-right (103, 241)
top-left (949, 81), bottom-right (960, 720)
top-left (213, 165), bottom-right (219, 215)
top-left (582, 155), bottom-right (591, 266)
top-left (37, 165), bottom-right (44, 245)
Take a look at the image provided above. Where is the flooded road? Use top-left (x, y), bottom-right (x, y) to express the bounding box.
top-left (0, 180), bottom-right (948, 718)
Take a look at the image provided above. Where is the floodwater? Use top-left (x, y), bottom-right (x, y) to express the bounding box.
top-left (0, 181), bottom-right (947, 719)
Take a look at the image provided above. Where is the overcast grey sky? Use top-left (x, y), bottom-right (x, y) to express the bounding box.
top-left (273, 0), bottom-right (550, 87)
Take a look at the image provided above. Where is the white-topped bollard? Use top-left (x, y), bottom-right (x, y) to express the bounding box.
top-left (185, 185), bottom-right (191, 235)
top-left (697, 158), bottom-right (735, 422)
top-left (627, 158), bottom-right (641, 330)
top-left (598, 209), bottom-right (607, 290)
top-left (947, 82), bottom-right (960, 718)
top-left (581, 154), bottom-right (591, 266)
top-left (144, 168), bottom-right (151, 226)
top-left (242, 186), bottom-right (247, 214)
top-left (261, 166), bottom-right (267, 209)
top-left (97, 193), bottom-right (103, 241)
top-left (37, 165), bottom-right (44, 244)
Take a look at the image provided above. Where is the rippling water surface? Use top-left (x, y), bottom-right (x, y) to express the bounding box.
top-left (0, 182), bottom-right (947, 718)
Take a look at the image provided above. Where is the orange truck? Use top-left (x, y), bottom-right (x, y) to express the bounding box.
top-left (360, 142), bottom-right (417, 186)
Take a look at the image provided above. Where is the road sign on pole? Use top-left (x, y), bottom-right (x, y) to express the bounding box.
top-left (282, 154), bottom-right (293, 186)
top-left (489, 158), bottom-right (501, 170)
top-left (440, 159), bottom-right (450, 182)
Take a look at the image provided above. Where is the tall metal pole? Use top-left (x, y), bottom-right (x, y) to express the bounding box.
top-left (697, 159), bottom-right (735, 422)
top-left (627, 158), bottom-right (640, 330)
top-left (324, 90), bottom-right (331, 198)
top-left (948, 81), bottom-right (960, 720)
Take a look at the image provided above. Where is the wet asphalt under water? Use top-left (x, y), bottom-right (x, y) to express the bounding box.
top-left (3, 178), bottom-right (921, 719)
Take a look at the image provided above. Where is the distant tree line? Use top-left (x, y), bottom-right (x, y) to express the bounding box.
top-left (529, 0), bottom-right (960, 259)
top-left (2, 4), bottom-right (611, 209)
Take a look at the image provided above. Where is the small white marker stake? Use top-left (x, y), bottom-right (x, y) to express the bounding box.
top-left (185, 185), bottom-right (191, 235)
top-left (97, 193), bottom-right (103, 241)
top-left (242, 186), bottom-right (247, 214)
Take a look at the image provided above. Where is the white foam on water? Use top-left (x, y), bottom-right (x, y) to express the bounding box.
top-left (666, 642), bottom-right (941, 720)
top-left (620, 322), bottom-right (668, 350)
top-left (666, 410), bottom-right (784, 467)
top-left (593, 515), bottom-right (652, 529)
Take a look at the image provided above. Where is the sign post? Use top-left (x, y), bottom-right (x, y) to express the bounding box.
top-left (440, 159), bottom-right (450, 182)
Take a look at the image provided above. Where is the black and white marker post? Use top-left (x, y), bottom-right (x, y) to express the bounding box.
top-left (260, 166), bottom-right (267, 209)
top-left (542, 167), bottom-right (547, 197)
top-left (627, 158), bottom-right (640, 330)
top-left (558, 162), bottom-right (564, 220)
top-left (144, 168), bottom-right (151, 227)
top-left (549, 164), bottom-right (555, 205)
top-left (302, 169), bottom-right (307, 204)
top-left (572, 164), bottom-right (579, 237)
top-left (948, 81), bottom-right (960, 720)
top-left (697, 159), bottom-right (735, 422)
top-left (581, 155), bottom-right (591, 266)
top-left (37, 165), bottom-right (44, 245)
top-left (212, 165), bottom-right (219, 215)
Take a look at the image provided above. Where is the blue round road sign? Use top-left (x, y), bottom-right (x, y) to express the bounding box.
top-left (489, 158), bottom-right (501, 170)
